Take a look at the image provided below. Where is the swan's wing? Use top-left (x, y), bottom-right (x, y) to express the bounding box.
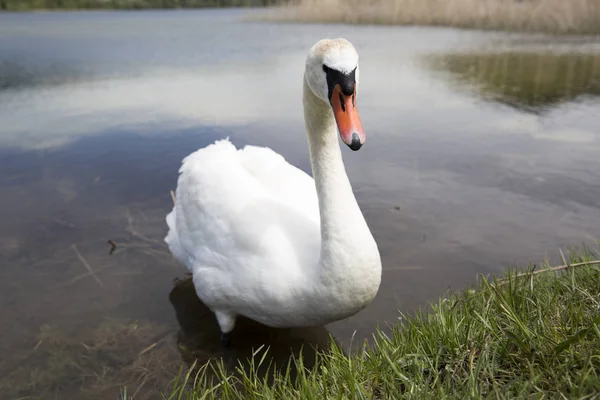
top-left (165, 139), bottom-right (320, 276)
top-left (236, 144), bottom-right (320, 222)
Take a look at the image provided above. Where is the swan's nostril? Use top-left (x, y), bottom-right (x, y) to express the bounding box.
top-left (348, 132), bottom-right (362, 151)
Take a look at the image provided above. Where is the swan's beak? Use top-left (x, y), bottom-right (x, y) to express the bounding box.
top-left (330, 84), bottom-right (365, 151)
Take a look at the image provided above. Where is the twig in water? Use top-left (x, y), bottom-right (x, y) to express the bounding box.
top-left (495, 259), bottom-right (600, 286)
top-left (72, 244), bottom-right (104, 287)
top-left (170, 190), bottom-right (176, 205)
top-left (52, 263), bottom-right (112, 288)
top-left (137, 331), bottom-right (170, 358)
top-left (131, 376), bottom-right (149, 399)
top-left (125, 208), bottom-right (162, 245)
top-left (138, 342), bottom-right (159, 358)
top-left (108, 239), bottom-right (117, 255)
top-left (51, 216), bottom-right (76, 229)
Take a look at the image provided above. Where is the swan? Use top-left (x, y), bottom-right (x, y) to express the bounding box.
top-left (165, 38), bottom-right (382, 345)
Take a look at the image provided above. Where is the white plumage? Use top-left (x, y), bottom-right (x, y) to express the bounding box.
top-left (165, 39), bottom-right (382, 338)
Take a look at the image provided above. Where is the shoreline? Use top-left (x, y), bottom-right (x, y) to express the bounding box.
top-left (0, 1), bottom-right (274, 12)
top-left (154, 248), bottom-right (600, 398)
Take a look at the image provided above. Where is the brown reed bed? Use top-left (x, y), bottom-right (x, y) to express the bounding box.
top-left (264, 0), bottom-right (600, 35)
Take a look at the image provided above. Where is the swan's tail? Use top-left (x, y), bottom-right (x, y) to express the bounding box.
top-left (165, 207), bottom-right (193, 272)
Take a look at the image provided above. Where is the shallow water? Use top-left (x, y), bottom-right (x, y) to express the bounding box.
top-left (1, 9), bottom-right (599, 399)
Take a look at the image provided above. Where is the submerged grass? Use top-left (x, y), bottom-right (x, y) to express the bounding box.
top-left (265, 0), bottom-right (600, 35)
top-left (155, 246), bottom-right (600, 399)
top-left (0, 319), bottom-right (178, 399)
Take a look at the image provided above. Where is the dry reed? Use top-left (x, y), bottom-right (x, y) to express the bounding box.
top-left (267, 0), bottom-right (600, 34)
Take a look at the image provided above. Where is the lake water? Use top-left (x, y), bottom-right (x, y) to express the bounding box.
top-left (1, 9), bottom-right (599, 399)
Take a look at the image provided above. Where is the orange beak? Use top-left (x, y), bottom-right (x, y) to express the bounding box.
top-left (330, 83), bottom-right (365, 151)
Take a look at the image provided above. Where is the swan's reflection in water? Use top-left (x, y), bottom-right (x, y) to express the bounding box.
top-left (168, 276), bottom-right (338, 383)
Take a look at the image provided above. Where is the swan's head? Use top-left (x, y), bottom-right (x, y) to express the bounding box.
top-left (305, 38), bottom-right (364, 151)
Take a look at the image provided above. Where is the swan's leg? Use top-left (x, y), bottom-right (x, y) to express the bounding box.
top-left (215, 311), bottom-right (236, 347)
top-left (220, 332), bottom-right (231, 347)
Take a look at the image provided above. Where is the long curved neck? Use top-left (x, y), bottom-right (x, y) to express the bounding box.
top-left (302, 76), bottom-right (373, 277)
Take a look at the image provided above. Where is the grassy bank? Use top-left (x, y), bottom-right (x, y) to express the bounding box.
top-left (149, 247), bottom-right (600, 399)
top-left (265, 0), bottom-right (600, 35)
top-left (0, 0), bottom-right (278, 11)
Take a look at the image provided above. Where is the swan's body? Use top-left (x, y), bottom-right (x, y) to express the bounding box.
top-left (165, 39), bottom-right (382, 339)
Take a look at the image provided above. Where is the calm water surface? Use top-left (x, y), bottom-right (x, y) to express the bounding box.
top-left (1, 9), bottom-right (600, 399)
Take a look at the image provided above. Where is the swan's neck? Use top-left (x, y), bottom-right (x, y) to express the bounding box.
top-left (302, 77), bottom-right (380, 287)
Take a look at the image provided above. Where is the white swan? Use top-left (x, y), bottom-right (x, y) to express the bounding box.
top-left (165, 38), bottom-right (382, 345)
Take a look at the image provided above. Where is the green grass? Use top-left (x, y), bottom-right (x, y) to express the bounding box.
top-left (150, 247), bottom-right (600, 399)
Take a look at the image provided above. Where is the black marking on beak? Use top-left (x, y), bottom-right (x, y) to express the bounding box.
top-left (323, 64), bottom-right (357, 101)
